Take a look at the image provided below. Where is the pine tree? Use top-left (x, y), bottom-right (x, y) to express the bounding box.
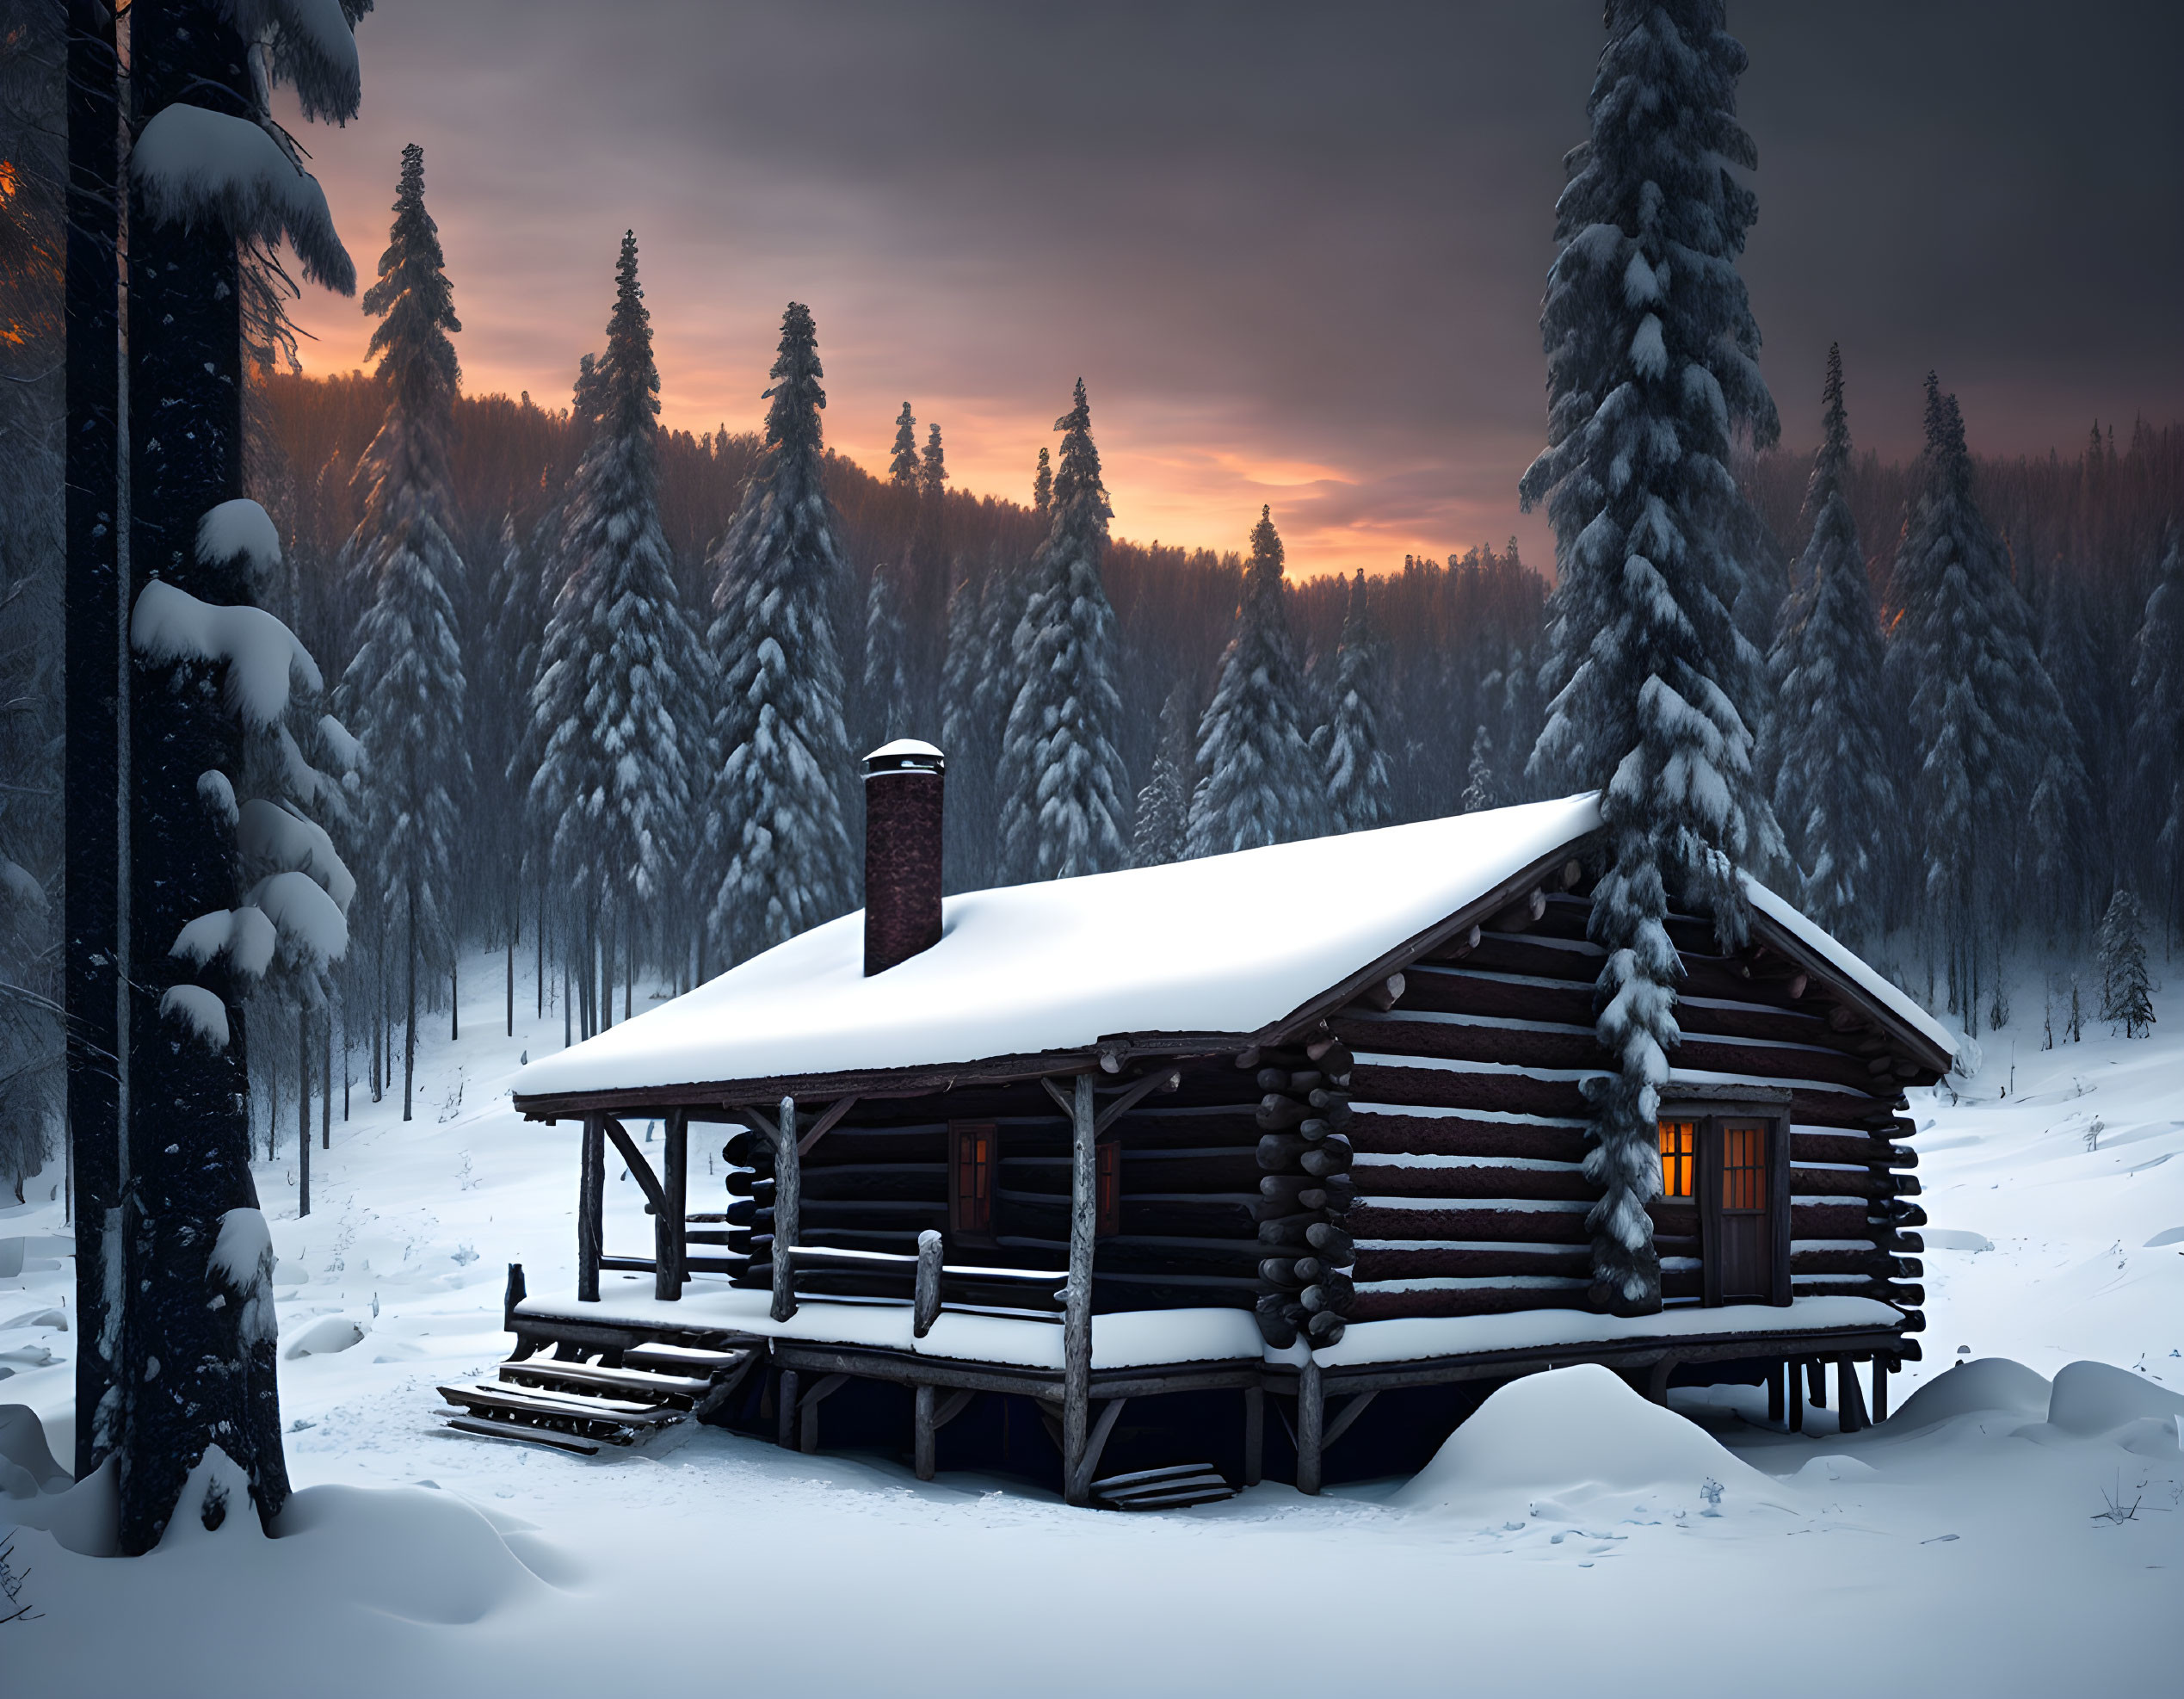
top-left (922, 423), bottom-right (947, 504)
top-left (939, 554), bottom-right (1000, 890)
top-left (705, 302), bottom-right (857, 956)
top-left (888, 402), bottom-right (919, 489)
top-left (861, 561), bottom-right (913, 748)
top-left (1517, 1), bottom-right (1780, 1316)
top-left (1032, 446), bottom-right (1052, 515)
top-left (340, 144), bottom-right (470, 1123)
top-left (2095, 888), bottom-right (2156, 1037)
top-left (1460, 725), bottom-right (1499, 813)
top-left (2130, 526), bottom-right (2184, 924)
top-left (1132, 683), bottom-right (1196, 867)
top-left (996, 380), bottom-right (1130, 881)
top-left (1767, 344), bottom-right (1895, 942)
top-left (1189, 508), bottom-right (1326, 854)
top-left (1321, 569), bottom-right (1393, 833)
top-left (527, 233), bottom-right (700, 1000)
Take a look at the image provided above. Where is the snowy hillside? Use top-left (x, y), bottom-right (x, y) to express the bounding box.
top-left (3, 952), bottom-right (2179, 1694)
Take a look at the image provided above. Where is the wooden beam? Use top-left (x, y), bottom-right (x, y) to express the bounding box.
top-left (1093, 1066), bottom-right (1182, 1137)
top-left (577, 1113), bottom-right (605, 1302)
top-left (1063, 1072), bottom-right (1096, 1505)
top-left (776, 1368), bottom-right (799, 1449)
top-left (1768, 1361), bottom-right (1786, 1426)
top-left (799, 1372), bottom-right (850, 1453)
top-left (603, 1117), bottom-right (670, 1220)
top-left (1297, 1355), bottom-right (1325, 1494)
top-left (1322, 1388), bottom-right (1378, 1451)
top-left (1644, 1353), bottom-right (1679, 1405)
top-left (914, 1383), bottom-right (938, 1479)
top-left (796, 1092), bottom-right (861, 1157)
top-left (659, 1109), bottom-right (688, 1300)
top-left (1789, 1357), bottom-right (1805, 1432)
top-left (773, 1096), bottom-right (799, 1323)
top-left (1068, 1397), bottom-right (1130, 1502)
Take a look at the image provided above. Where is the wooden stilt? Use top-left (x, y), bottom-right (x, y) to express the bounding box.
top-left (1806, 1358), bottom-right (1827, 1407)
top-left (1789, 1357), bottom-right (1805, 1432)
top-left (657, 1109), bottom-right (688, 1301)
top-left (776, 1369), bottom-right (799, 1449)
top-left (1837, 1357), bottom-right (1870, 1433)
top-left (1062, 1072), bottom-right (1096, 1506)
top-left (772, 1096), bottom-right (799, 1323)
top-left (577, 1112), bottom-right (604, 1302)
top-left (1297, 1356), bottom-right (1325, 1495)
top-left (799, 1373), bottom-right (848, 1454)
top-left (915, 1383), bottom-right (937, 1480)
top-left (1644, 1353), bottom-right (1678, 1405)
top-left (1243, 1386), bottom-right (1264, 1487)
top-left (1872, 1356), bottom-right (1891, 1423)
top-left (1768, 1361), bottom-right (1786, 1426)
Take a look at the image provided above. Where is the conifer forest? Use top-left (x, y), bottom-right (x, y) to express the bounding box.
top-left (1, 5), bottom-right (2181, 1691)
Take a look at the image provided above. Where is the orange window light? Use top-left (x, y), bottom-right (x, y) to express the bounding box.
top-left (1657, 1120), bottom-right (1695, 1199)
top-left (1723, 1123), bottom-right (1767, 1211)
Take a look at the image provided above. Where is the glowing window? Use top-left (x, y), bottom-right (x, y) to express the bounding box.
top-left (1722, 1122), bottom-right (1768, 1212)
top-left (1657, 1120), bottom-right (1696, 1199)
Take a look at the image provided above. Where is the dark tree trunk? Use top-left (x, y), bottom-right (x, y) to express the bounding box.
top-left (297, 1005), bottom-right (310, 1217)
top-left (65, 0), bottom-right (126, 1487)
top-left (321, 1004), bottom-right (331, 1147)
top-left (403, 891), bottom-right (416, 1121)
top-left (120, 0), bottom-right (290, 1553)
top-left (450, 955), bottom-right (458, 1043)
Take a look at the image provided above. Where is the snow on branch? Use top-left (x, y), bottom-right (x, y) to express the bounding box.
top-left (207, 1207), bottom-right (279, 1347)
top-left (171, 905), bottom-right (279, 980)
top-left (196, 498), bottom-right (283, 578)
top-left (130, 103), bottom-right (355, 295)
top-left (245, 868), bottom-right (349, 970)
top-left (220, 0), bottom-right (364, 126)
top-left (158, 985), bottom-right (231, 1052)
top-left (238, 798), bottom-right (355, 911)
top-left (132, 579), bottom-right (323, 730)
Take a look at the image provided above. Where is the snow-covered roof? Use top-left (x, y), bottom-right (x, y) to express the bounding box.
top-left (512, 790), bottom-right (1954, 1108)
top-left (515, 794), bottom-right (1602, 1104)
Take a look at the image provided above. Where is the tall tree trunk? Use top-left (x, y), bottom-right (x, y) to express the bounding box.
top-left (321, 1003), bottom-right (331, 1147)
top-left (506, 909), bottom-right (515, 1039)
top-left (450, 955), bottom-right (458, 1043)
top-left (297, 1005), bottom-right (310, 1218)
top-left (64, 0), bottom-right (126, 1486)
top-left (120, 0), bottom-right (290, 1552)
top-left (403, 890), bottom-right (417, 1121)
top-left (625, 907), bottom-right (633, 1022)
top-left (534, 870), bottom-right (545, 1019)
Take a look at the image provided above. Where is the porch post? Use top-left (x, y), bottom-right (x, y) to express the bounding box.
top-left (771, 1095), bottom-right (799, 1323)
top-left (657, 1109), bottom-right (688, 1301)
top-left (577, 1111), bottom-right (604, 1302)
top-left (1062, 1072), bottom-right (1096, 1505)
top-left (1297, 1356), bottom-right (1325, 1495)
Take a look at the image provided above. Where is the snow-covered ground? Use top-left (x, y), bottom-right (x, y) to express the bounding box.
top-left (3, 954), bottom-right (2180, 1694)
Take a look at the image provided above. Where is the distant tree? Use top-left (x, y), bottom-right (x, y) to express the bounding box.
top-left (1459, 726), bottom-right (1499, 814)
top-left (1518, 0), bottom-right (1780, 1317)
top-left (1032, 445), bottom-right (1052, 515)
top-left (527, 233), bottom-right (700, 1014)
top-left (2130, 526), bottom-right (2184, 925)
top-left (2095, 889), bottom-right (2155, 1037)
top-left (1189, 508), bottom-right (1325, 854)
top-left (1132, 683), bottom-right (1196, 868)
top-left (341, 144), bottom-right (470, 1119)
top-left (939, 555), bottom-right (1000, 889)
top-left (888, 402), bottom-right (919, 490)
top-left (1768, 344), bottom-right (1895, 942)
top-left (705, 302), bottom-right (857, 956)
top-left (1320, 569), bottom-right (1393, 833)
top-left (996, 380), bottom-right (1130, 881)
top-left (861, 560), bottom-right (913, 748)
top-left (921, 422), bottom-right (947, 504)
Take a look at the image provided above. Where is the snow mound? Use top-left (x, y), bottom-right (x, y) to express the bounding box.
top-left (1394, 1364), bottom-right (1774, 1512)
top-left (0, 1401), bottom-right (70, 1496)
top-left (1890, 1357), bottom-right (2051, 1427)
top-left (1791, 1453), bottom-right (1879, 1482)
top-left (2144, 1226), bottom-right (2184, 1248)
top-left (2045, 1360), bottom-right (2184, 1436)
top-left (1922, 1228), bottom-right (1996, 1252)
top-left (284, 1313), bottom-right (369, 1360)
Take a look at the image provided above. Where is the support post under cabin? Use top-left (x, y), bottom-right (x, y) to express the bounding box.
top-left (1768, 1361), bottom-right (1786, 1425)
top-left (915, 1384), bottom-right (938, 1480)
top-left (772, 1096), bottom-right (799, 1323)
top-left (1872, 1356), bottom-right (1891, 1423)
top-left (1243, 1386), bottom-right (1263, 1487)
top-left (776, 1368), bottom-right (799, 1449)
top-left (1297, 1356), bottom-right (1325, 1495)
top-left (577, 1111), bottom-right (605, 1301)
top-left (1062, 1072), bottom-right (1097, 1506)
top-left (1837, 1356), bottom-right (1869, 1433)
top-left (656, 1109), bottom-right (688, 1301)
top-left (1789, 1356), bottom-right (1805, 1432)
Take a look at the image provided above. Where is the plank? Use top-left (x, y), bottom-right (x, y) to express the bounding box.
top-left (445, 1415), bottom-right (604, 1456)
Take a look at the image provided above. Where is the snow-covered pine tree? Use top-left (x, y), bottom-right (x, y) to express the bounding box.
top-left (939, 555), bottom-right (999, 889)
top-left (922, 422), bottom-right (947, 504)
top-left (861, 561), bottom-right (913, 748)
top-left (2129, 526), bottom-right (2184, 926)
top-left (1767, 344), bottom-right (1896, 942)
top-left (114, 0), bottom-right (367, 1548)
top-left (1131, 683), bottom-right (1196, 868)
top-left (888, 402), bottom-right (919, 490)
top-left (704, 302), bottom-right (857, 957)
top-left (2095, 888), bottom-right (2155, 1037)
top-left (1322, 569), bottom-right (1393, 834)
top-left (995, 380), bottom-right (1130, 881)
top-left (1188, 508), bottom-right (1325, 854)
top-left (527, 233), bottom-right (700, 1008)
top-left (1517, 1), bottom-right (1780, 1316)
top-left (340, 143), bottom-right (470, 1123)
top-left (1459, 725), bottom-right (1499, 813)
top-left (1032, 445), bottom-right (1052, 515)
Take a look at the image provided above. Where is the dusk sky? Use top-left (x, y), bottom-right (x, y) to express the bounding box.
top-left (283, 2), bottom-right (2184, 578)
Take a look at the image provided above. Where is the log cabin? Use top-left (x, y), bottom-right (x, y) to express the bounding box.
top-left (500, 740), bottom-right (1953, 1504)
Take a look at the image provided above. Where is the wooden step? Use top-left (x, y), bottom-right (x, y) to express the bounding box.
top-left (1093, 1463), bottom-right (1236, 1510)
top-left (440, 1382), bottom-right (682, 1433)
top-left (620, 1342), bottom-right (751, 1375)
top-left (444, 1414), bottom-right (603, 1456)
top-left (500, 1358), bottom-right (716, 1407)
top-left (1101, 1480), bottom-right (1236, 1511)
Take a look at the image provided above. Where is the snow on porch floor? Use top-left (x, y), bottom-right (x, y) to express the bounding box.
top-left (3, 950), bottom-right (2181, 1696)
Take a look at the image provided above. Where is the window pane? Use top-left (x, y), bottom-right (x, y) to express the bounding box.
top-left (1657, 1120), bottom-right (1695, 1199)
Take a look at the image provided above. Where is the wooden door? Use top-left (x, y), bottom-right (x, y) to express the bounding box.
top-left (1713, 1121), bottom-right (1772, 1302)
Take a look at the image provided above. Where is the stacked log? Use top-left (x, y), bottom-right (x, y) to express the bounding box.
top-left (1249, 1029), bottom-right (1358, 1349)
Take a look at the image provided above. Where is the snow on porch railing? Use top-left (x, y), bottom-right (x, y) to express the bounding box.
top-left (784, 1236), bottom-right (1069, 1329)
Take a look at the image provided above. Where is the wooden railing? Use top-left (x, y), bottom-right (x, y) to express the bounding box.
top-left (784, 1234), bottom-right (1068, 1332)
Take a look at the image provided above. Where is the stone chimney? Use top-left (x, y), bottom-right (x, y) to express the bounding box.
top-left (862, 739), bottom-right (946, 975)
